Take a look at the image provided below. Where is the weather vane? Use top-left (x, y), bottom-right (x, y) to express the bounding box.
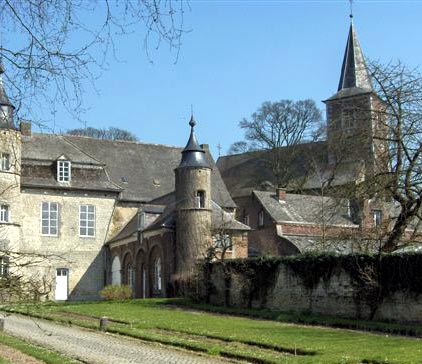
top-left (349, 0), bottom-right (354, 19)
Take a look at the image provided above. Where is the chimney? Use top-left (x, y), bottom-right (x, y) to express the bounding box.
top-left (276, 187), bottom-right (286, 203)
top-left (20, 120), bottom-right (32, 136)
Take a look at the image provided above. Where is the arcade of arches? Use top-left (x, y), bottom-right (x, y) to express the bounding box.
top-left (108, 231), bottom-right (174, 298)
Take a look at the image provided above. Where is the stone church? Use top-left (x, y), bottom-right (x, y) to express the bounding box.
top-left (0, 19), bottom-right (399, 300)
top-left (217, 20), bottom-right (392, 256)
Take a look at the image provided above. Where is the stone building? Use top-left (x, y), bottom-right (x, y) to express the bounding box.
top-left (107, 118), bottom-right (249, 298)
top-left (0, 59), bottom-right (248, 300)
top-left (217, 21), bottom-right (392, 256)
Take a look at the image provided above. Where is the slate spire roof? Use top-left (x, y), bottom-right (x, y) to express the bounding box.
top-left (337, 21), bottom-right (373, 92)
top-left (177, 115), bottom-right (211, 169)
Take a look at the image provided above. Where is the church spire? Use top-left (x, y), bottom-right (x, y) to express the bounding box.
top-left (337, 20), bottom-right (373, 92)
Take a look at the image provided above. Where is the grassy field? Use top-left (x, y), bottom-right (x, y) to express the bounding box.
top-left (3, 299), bottom-right (422, 364)
top-left (0, 333), bottom-right (81, 364)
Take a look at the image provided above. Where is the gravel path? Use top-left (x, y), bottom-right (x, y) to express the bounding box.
top-left (5, 315), bottom-right (232, 364)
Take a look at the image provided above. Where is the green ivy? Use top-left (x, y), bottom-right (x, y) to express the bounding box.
top-left (206, 253), bottom-right (422, 310)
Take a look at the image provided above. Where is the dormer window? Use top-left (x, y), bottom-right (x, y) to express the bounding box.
top-left (196, 190), bottom-right (206, 208)
top-left (0, 153), bottom-right (10, 171)
top-left (57, 160), bottom-right (71, 182)
top-left (137, 211), bottom-right (145, 231)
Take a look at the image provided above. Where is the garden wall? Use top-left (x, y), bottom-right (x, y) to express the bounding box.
top-left (204, 254), bottom-right (422, 323)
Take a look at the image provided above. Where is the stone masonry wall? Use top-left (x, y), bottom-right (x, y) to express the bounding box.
top-left (20, 188), bottom-right (117, 300)
top-left (208, 262), bottom-right (422, 323)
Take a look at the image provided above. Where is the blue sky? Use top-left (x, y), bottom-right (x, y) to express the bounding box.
top-left (42, 1), bottom-right (422, 157)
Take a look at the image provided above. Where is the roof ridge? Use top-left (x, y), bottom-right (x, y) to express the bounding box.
top-left (218, 140), bottom-right (327, 159)
top-left (62, 133), bottom-right (181, 149)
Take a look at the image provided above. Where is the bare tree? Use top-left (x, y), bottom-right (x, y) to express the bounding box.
top-left (0, 0), bottom-right (187, 128)
top-left (66, 126), bottom-right (138, 141)
top-left (229, 99), bottom-right (323, 188)
top-left (364, 61), bottom-right (422, 252)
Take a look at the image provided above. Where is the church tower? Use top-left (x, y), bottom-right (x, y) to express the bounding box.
top-left (174, 116), bottom-right (212, 277)
top-left (324, 17), bottom-right (386, 176)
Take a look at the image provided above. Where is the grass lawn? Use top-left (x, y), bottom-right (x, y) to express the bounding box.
top-left (3, 299), bottom-right (422, 364)
top-left (0, 333), bottom-right (81, 364)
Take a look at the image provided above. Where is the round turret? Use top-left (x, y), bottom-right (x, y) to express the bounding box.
top-left (174, 116), bottom-right (212, 277)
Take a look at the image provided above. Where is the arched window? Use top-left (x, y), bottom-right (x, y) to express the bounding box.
top-left (196, 190), bottom-right (205, 208)
top-left (154, 258), bottom-right (162, 291)
top-left (127, 264), bottom-right (133, 289)
top-left (111, 256), bottom-right (121, 285)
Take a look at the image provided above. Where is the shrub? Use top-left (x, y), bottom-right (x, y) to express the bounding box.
top-left (100, 285), bottom-right (132, 300)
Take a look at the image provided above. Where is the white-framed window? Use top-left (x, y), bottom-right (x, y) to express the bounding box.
top-left (0, 153), bottom-right (10, 171)
top-left (213, 233), bottom-right (233, 252)
top-left (0, 205), bottom-right (9, 223)
top-left (196, 190), bottom-right (205, 208)
top-left (373, 210), bottom-right (382, 228)
top-left (57, 160), bottom-right (71, 182)
top-left (0, 257), bottom-right (9, 276)
top-left (41, 202), bottom-right (58, 236)
top-left (258, 210), bottom-right (264, 227)
top-left (79, 204), bottom-right (95, 237)
top-left (154, 258), bottom-right (162, 291)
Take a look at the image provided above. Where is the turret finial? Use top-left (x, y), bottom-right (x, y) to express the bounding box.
top-left (189, 105), bottom-right (196, 129)
top-left (349, 0), bottom-right (354, 21)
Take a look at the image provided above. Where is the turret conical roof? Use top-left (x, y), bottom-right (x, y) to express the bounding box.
top-left (177, 115), bottom-right (211, 169)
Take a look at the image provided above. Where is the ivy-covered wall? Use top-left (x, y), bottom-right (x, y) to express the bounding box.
top-left (204, 253), bottom-right (422, 322)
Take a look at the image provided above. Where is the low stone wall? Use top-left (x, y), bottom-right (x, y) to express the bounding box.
top-left (205, 255), bottom-right (422, 323)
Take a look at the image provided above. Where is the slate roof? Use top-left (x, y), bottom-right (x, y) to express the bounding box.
top-left (21, 134), bottom-right (121, 192)
top-left (22, 133), bottom-right (236, 208)
top-left (324, 87), bottom-right (373, 102)
top-left (177, 116), bottom-right (210, 169)
top-left (114, 200), bottom-right (249, 243)
top-left (108, 204), bottom-right (166, 243)
top-left (216, 141), bottom-right (361, 197)
top-left (337, 23), bottom-right (373, 92)
top-left (21, 174), bottom-right (121, 193)
top-left (22, 134), bottom-right (103, 165)
top-left (253, 190), bottom-right (356, 226)
top-left (211, 201), bottom-right (250, 231)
